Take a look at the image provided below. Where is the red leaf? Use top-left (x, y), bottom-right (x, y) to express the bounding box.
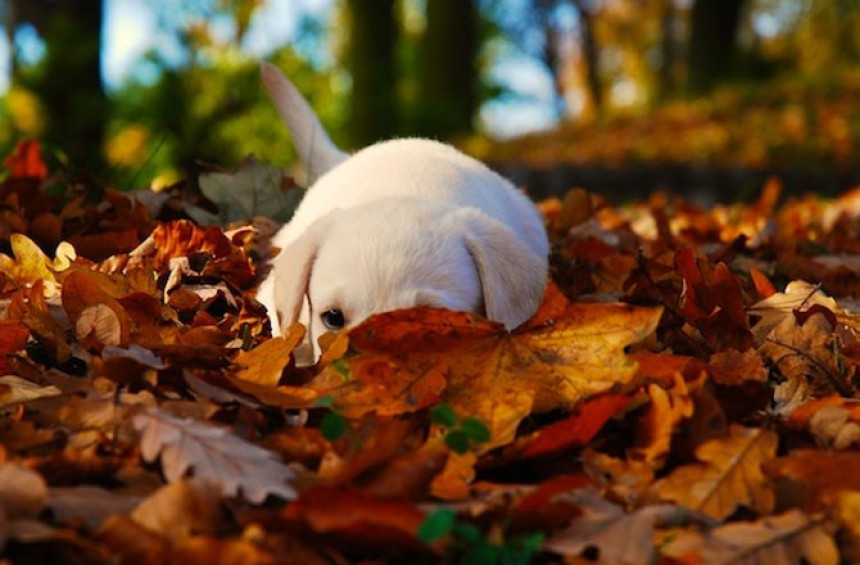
top-left (280, 487), bottom-right (427, 554)
top-left (3, 139), bottom-right (48, 180)
top-left (521, 394), bottom-right (633, 459)
top-left (0, 321), bottom-right (30, 373)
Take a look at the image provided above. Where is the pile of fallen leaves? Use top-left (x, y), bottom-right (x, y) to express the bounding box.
top-left (2, 139), bottom-right (860, 563)
top-left (469, 70), bottom-right (860, 172)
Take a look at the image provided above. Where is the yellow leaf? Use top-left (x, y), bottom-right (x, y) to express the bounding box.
top-left (234, 324), bottom-right (305, 387)
top-left (655, 424), bottom-right (777, 520)
top-left (1, 233), bottom-right (55, 284)
top-left (331, 287), bottom-right (662, 451)
top-left (430, 449), bottom-right (476, 501)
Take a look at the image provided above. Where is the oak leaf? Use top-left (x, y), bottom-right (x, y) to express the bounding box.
top-left (194, 156), bottom-right (302, 226)
top-left (133, 407), bottom-right (297, 503)
top-left (655, 425), bottom-right (777, 520)
top-left (759, 307), bottom-right (848, 400)
top-left (543, 486), bottom-right (680, 564)
top-left (662, 510), bottom-right (838, 565)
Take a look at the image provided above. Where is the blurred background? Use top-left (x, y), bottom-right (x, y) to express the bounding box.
top-left (1, 0), bottom-right (859, 202)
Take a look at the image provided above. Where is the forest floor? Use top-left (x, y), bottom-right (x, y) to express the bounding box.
top-left (1, 140), bottom-right (859, 563)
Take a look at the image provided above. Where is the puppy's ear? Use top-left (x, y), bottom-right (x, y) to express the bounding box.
top-left (458, 210), bottom-right (548, 330)
top-left (272, 220), bottom-right (325, 333)
top-left (261, 63), bottom-right (347, 183)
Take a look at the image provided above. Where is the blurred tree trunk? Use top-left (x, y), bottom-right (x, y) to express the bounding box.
top-left (570, 0), bottom-right (602, 115)
top-left (656, 0), bottom-right (676, 101)
top-left (10, 0), bottom-right (107, 174)
top-left (415, 0), bottom-right (478, 137)
top-left (348, 0), bottom-right (397, 147)
top-left (687, 0), bottom-right (744, 93)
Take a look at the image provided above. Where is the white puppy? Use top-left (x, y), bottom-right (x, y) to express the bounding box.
top-left (257, 63), bottom-right (549, 359)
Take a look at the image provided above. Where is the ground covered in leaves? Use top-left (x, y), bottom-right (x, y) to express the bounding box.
top-left (2, 140), bottom-right (860, 563)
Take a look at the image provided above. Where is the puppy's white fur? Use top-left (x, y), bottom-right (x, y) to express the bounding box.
top-left (258, 63), bottom-right (550, 358)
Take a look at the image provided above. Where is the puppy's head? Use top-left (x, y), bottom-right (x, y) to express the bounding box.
top-left (272, 200), bottom-right (547, 357)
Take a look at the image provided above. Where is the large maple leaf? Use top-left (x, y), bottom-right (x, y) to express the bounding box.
top-left (322, 286), bottom-right (662, 451)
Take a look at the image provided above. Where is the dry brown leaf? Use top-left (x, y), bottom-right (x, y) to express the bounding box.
top-left (655, 425), bottom-right (777, 520)
top-left (47, 486), bottom-right (141, 530)
top-left (133, 406), bottom-right (297, 503)
top-left (0, 462), bottom-right (47, 519)
top-left (0, 376), bottom-right (62, 407)
top-left (759, 308), bottom-right (848, 399)
top-left (544, 486), bottom-right (681, 564)
top-left (130, 478), bottom-right (222, 542)
top-left (662, 510), bottom-right (838, 565)
top-left (582, 449), bottom-right (655, 507)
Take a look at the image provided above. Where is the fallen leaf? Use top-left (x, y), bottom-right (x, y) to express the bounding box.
top-left (0, 375), bottom-right (62, 407)
top-left (195, 156), bottom-right (302, 226)
top-left (3, 139), bottom-right (48, 180)
top-left (763, 450), bottom-right (860, 511)
top-left (336, 294), bottom-right (661, 451)
top-left (130, 478), bottom-right (222, 542)
top-left (0, 462), bottom-right (47, 518)
top-left (518, 394), bottom-right (633, 459)
top-left (628, 372), bottom-right (697, 468)
top-left (759, 308), bottom-right (848, 398)
top-left (655, 425), bottom-right (777, 520)
top-left (133, 406), bottom-right (297, 503)
top-left (662, 510), bottom-right (838, 565)
top-left (543, 486), bottom-right (681, 564)
top-left (278, 486), bottom-right (427, 554)
top-left (233, 325), bottom-right (305, 387)
top-left (0, 321), bottom-right (29, 374)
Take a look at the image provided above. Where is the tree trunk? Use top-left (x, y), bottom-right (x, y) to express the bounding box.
top-left (656, 0), bottom-right (676, 101)
top-left (571, 0), bottom-right (602, 115)
top-left (687, 0), bottom-right (744, 93)
top-left (10, 0), bottom-right (107, 174)
top-left (415, 0), bottom-right (478, 138)
top-left (347, 0), bottom-right (397, 147)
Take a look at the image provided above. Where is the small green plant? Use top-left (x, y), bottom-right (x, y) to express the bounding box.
top-left (430, 403), bottom-right (491, 454)
top-left (418, 508), bottom-right (544, 565)
top-left (315, 396), bottom-right (347, 441)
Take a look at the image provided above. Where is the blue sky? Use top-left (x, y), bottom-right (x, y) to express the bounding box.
top-left (0, 0), bottom-right (558, 138)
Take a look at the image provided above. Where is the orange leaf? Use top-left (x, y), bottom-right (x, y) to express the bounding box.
top-left (763, 450), bottom-right (860, 511)
top-left (628, 372), bottom-right (697, 468)
top-left (0, 321), bottom-right (30, 374)
top-left (234, 324), bottom-right (305, 387)
top-left (280, 487), bottom-right (426, 553)
top-left (430, 449), bottom-right (477, 501)
top-left (750, 266), bottom-right (776, 298)
top-left (62, 270), bottom-right (131, 349)
top-left (3, 139), bottom-right (48, 180)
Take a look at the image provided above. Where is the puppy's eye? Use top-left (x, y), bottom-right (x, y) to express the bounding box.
top-left (321, 309), bottom-right (346, 330)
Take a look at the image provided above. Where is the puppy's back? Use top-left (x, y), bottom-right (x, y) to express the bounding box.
top-left (279, 138), bottom-right (548, 259)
